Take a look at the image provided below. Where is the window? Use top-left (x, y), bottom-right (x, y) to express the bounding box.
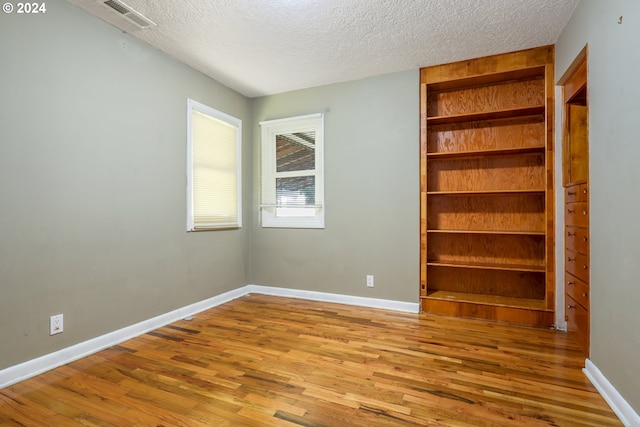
top-left (260, 113), bottom-right (324, 228)
top-left (187, 99), bottom-right (241, 231)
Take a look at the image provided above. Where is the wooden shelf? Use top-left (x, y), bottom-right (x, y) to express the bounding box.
top-left (425, 65), bottom-right (546, 92)
top-left (426, 146), bottom-right (545, 159)
top-left (426, 106), bottom-right (544, 126)
top-left (426, 260), bottom-right (545, 273)
top-left (427, 229), bottom-right (545, 236)
top-left (424, 290), bottom-right (548, 311)
top-left (426, 189), bottom-right (545, 196)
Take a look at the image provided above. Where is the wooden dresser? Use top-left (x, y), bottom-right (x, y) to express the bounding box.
top-left (565, 183), bottom-right (589, 353)
top-left (561, 48), bottom-right (589, 355)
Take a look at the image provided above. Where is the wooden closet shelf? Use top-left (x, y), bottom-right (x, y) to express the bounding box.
top-left (427, 229), bottom-right (545, 236)
top-left (427, 260), bottom-right (545, 273)
top-left (426, 106), bottom-right (545, 125)
top-left (424, 290), bottom-right (549, 311)
top-left (426, 146), bottom-right (545, 159)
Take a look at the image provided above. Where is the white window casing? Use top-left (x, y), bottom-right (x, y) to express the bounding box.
top-left (260, 113), bottom-right (324, 228)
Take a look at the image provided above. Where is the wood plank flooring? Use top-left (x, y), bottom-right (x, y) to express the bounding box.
top-left (0, 294), bottom-right (622, 426)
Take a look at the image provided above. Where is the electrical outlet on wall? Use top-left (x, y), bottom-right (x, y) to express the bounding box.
top-left (50, 314), bottom-right (64, 335)
top-left (366, 275), bottom-right (374, 287)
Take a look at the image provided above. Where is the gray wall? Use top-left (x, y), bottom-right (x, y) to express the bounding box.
top-left (251, 71), bottom-right (420, 303)
top-left (0, 0), bottom-right (252, 369)
top-left (556, 0), bottom-right (640, 412)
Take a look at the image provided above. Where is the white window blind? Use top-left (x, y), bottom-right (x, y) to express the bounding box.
top-left (260, 113), bottom-right (324, 228)
top-left (187, 99), bottom-right (241, 231)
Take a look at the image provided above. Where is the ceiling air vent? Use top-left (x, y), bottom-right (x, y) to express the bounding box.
top-left (67, 0), bottom-right (157, 33)
top-left (100, 0), bottom-right (156, 29)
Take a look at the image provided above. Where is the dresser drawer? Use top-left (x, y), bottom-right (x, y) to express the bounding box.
top-left (566, 226), bottom-right (589, 255)
top-left (566, 271), bottom-right (589, 310)
top-left (565, 293), bottom-right (589, 351)
top-left (566, 249), bottom-right (589, 283)
top-left (565, 184), bottom-right (588, 203)
top-left (565, 202), bottom-right (589, 228)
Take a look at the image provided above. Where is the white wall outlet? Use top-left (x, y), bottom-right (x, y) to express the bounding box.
top-left (50, 314), bottom-right (64, 335)
top-left (366, 275), bottom-right (374, 287)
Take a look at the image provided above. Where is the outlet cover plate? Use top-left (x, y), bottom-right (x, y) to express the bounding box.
top-left (50, 314), bottom-right (64, 335)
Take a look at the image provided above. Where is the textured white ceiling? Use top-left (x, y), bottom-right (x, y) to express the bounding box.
top-left (70, 0), bottom-right (580, 97)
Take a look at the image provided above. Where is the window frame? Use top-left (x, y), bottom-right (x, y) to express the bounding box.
top-left (260, 113), bottom-right (325, 229)
top-left (186, 98), bottom-right (242, 231)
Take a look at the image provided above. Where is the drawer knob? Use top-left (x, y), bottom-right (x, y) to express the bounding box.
top-left (568, 257), bottom-right (575, 262)
top-left (583, 264), bottom-right (588, 270)
top-left (568, 232), bottom-right (575, 237)
top-left (583, 188), bottom-right (588, 194)
top-left (583, 237), bottom-right (588, 242)
top-left (567, 304), bottom-right (575, 310)
top-left (583, 292), bottom-right (588, 298)
top-left (567, 281), bottom-right (574, 286)
top-left (583, 210), bottom-right (588, 215)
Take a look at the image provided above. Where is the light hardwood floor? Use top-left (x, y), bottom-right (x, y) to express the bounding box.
top-left (0, 294), bottom-right (622, 426)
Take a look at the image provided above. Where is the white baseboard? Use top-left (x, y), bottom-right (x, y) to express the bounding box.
top-left (584, 359), bottom-right (640, 427)
top-left (247, 284), bottom-right (420, 313)
top-left (0, 285), bottom-right (418, 389)
top-left (0, 286), bottom-right (249, 390)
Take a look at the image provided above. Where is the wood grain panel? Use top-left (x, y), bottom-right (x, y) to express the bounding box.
top-left (0, 295), bottom-right (622, 426)
top-left (427, 153), bottom-right (545, 192)
top-left (427, 78), bottom-right (544, 117)
top-left (427, 266), bottom-right (545, 299)
top-left (427, 193), bottom-right (545, 232)
top-left (427, 116), bottom-right (544, 154)
top-left (426, 233), bottom-right (545, 267)
top-left (568, 103), bottom-right (589, 183)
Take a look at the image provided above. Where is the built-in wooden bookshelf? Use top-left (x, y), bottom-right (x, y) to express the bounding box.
top-left (420, 46), bottom-right (555, 327)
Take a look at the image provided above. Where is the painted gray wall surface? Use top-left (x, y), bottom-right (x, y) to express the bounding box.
top-left (0, 1), bottom-right (252, 369)
top-left (251, 71), bottom-right (420, 303)
top-left (556, 0), bottom-right (640, 412)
